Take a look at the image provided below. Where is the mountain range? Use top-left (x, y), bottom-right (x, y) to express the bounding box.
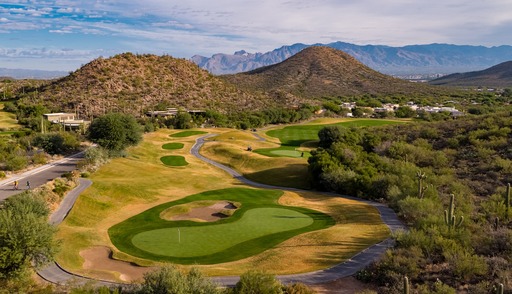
top-left (191, 42), bottom-right (512, 76)
top-left (20, 48), bottom-right (451, 118)
top-left (429, 61), bottom-right (512, 87)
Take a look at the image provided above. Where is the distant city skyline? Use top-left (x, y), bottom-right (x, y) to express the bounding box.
top-left (1, 0), bottom-right (512, 71)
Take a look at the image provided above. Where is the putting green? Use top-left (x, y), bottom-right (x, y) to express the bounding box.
top-left (162, 142), bottom-right (184, 150)
top-left (160, 155), bottom-right (188, 166)
top-left (109, 188), bottom-right (334, 264)
top-left (170, 131), bottom-right (207, 138)
top-left (132, 208), bottom-right (313, 257)
top-left (254, 147), bottom-right (310, 158)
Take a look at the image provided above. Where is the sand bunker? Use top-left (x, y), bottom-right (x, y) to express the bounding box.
top-left (80, 246), bottom-right (153, 282)
top-left (170, 201), bottom-right (238, 222)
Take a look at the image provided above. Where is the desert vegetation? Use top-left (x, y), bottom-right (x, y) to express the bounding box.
top-left (307, 111), bottom-right (512, 292)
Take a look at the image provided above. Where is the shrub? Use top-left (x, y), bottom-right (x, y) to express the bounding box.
top-left (5, 155), bottom-right (28, 171)
top-left (234, 270), bottom-right (283, 294)
top-left (282, 282), bottom-right (315, 294)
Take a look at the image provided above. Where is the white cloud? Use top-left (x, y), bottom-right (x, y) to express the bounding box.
top-left (1, 0), bottom-right (512, 70)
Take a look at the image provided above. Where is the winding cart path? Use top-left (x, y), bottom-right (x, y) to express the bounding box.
top-left (30, 133), bottom-right (405, 288)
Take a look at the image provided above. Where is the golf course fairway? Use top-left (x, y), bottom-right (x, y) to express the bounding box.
top-left (108, 188), bottom-right (334, 264)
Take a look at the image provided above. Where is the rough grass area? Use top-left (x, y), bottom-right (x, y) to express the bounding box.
top-left (170, 130), bottom-right (207, 137)
top-left (162, 142), bottom-right (184, 150)
top-left (109, 188), bottom-right (334, 264)
top-left (160, 155), bottom-right (188, 166)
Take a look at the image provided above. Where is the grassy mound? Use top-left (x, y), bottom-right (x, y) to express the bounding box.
top-left (162, 142), bottom-right (184, 150)
top-left (160, 155), bottom-right (188, 166)
top-left (170, 131), bottom-right (207, 138)
top-left (108, 188), bottom-right (334, 264)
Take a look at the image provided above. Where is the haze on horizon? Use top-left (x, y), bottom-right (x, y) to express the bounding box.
top-left (1, 0), bottom-right (512, 71)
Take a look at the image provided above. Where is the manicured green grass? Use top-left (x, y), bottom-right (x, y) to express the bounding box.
top-left (162, 142), bottom-right (184, 150)
top-left (266, 119), bottom-right (400, 146)
top-left (254, 146), bottom-right (310, 158)
top-left (160, 155), bottom-right (188, 166)
top-left (170, 131), bottom-right (207, 138)
top-left (108, 188), bottom-right (334, 264)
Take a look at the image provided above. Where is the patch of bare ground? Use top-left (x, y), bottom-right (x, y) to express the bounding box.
top-left (80, 246), bottom-right (154, 282)
top-left (311, 276), bottom-right (375, 293)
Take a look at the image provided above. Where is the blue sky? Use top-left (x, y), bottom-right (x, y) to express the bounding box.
top-left (1, 0), bottom-right (512, 71)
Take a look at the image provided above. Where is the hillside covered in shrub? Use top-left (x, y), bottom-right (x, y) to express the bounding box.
top-left (308, 111), bottom-right (512, 292)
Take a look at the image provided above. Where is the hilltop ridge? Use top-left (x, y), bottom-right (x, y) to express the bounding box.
top-left (222, 46), bottom-right (437, 99)
top-left (28, 53), bottom-right (283, 118)
top-left (429, 61), bottom-right (512, 87)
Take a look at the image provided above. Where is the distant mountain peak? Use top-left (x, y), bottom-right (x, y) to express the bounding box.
top-left (222, 46), bottom-right (436, 98)
top-left (191, 42), bottom-right (512, 76)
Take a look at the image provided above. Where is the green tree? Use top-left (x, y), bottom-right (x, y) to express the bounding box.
top-left (0, 193), bottom-right (57, 286)
top-left (87, 113), bottom-right (142, 151)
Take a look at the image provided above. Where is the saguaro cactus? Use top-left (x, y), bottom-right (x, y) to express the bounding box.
top-left (506, 183), bottom-right (510, 217)
top-left (416, 170), bottom-right (428, 198)
top-left (496, 283), bottom-right (504, 294)
top-left (403, 276), bottom-right (410, 294)
top-left (444, 194), bottom-right (464, 230)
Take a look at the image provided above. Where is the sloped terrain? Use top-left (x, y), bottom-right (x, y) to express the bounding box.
top-left (429, 61), bottom-right (512, 87)
top-left (222, 46), bottom-right (437, 99)
top-left (28, 53), bottom-right (279, 117)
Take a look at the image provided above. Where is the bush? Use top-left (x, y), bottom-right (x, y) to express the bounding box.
top-left (234, 270), bottom-right (283, 294)
top-left (137, 266), bottom-right (221, 294)
top-left (5, 155), bottom-right (28, 171)
top-left (282, 283), bottom-right (315, 294)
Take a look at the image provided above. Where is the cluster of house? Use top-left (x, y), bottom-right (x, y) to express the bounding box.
top-left (43, 108), bottom-right (207, 130)
top-left (145, 108), bottom-right (205, 118)
top-left (339, 102), bottom-right (464, 117)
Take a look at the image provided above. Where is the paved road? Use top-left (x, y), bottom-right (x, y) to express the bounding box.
top-left (28, 134), bottom-right (405, 288)
top-left (0, 152), bottom-right (84, 201)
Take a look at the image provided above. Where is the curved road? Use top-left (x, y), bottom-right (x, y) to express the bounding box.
top-left (0, 152), bottom-right (85, 201)
top-left (34, 134), bottom-right (405, 288)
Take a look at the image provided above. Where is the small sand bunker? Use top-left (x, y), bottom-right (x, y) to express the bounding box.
top-left (170, 201), bottom-right (238, 222)
top-left (80, 246), bottom-right (153, 282)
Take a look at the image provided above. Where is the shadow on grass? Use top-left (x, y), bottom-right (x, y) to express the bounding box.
top-left (245, 164), bottom-right (311, 190)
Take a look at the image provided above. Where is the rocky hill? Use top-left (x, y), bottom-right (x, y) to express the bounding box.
top-left (221, 46), bottom-right (437, 99)
top-left (429, 61), bottom-right (512, 87)
top-left (192, 42), bottom-right (512, 76)
top-left (27, 53), bottom-right (286, 118)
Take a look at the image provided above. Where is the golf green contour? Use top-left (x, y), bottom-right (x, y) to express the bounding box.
top-left (162, 142), bottom-right (184, 150)
top-left (160, 155), bottom-right (188, 166)
top-left (170, 130), bottom-right (207, 137)
top-left (108, 188), bottom-right (334, 264)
